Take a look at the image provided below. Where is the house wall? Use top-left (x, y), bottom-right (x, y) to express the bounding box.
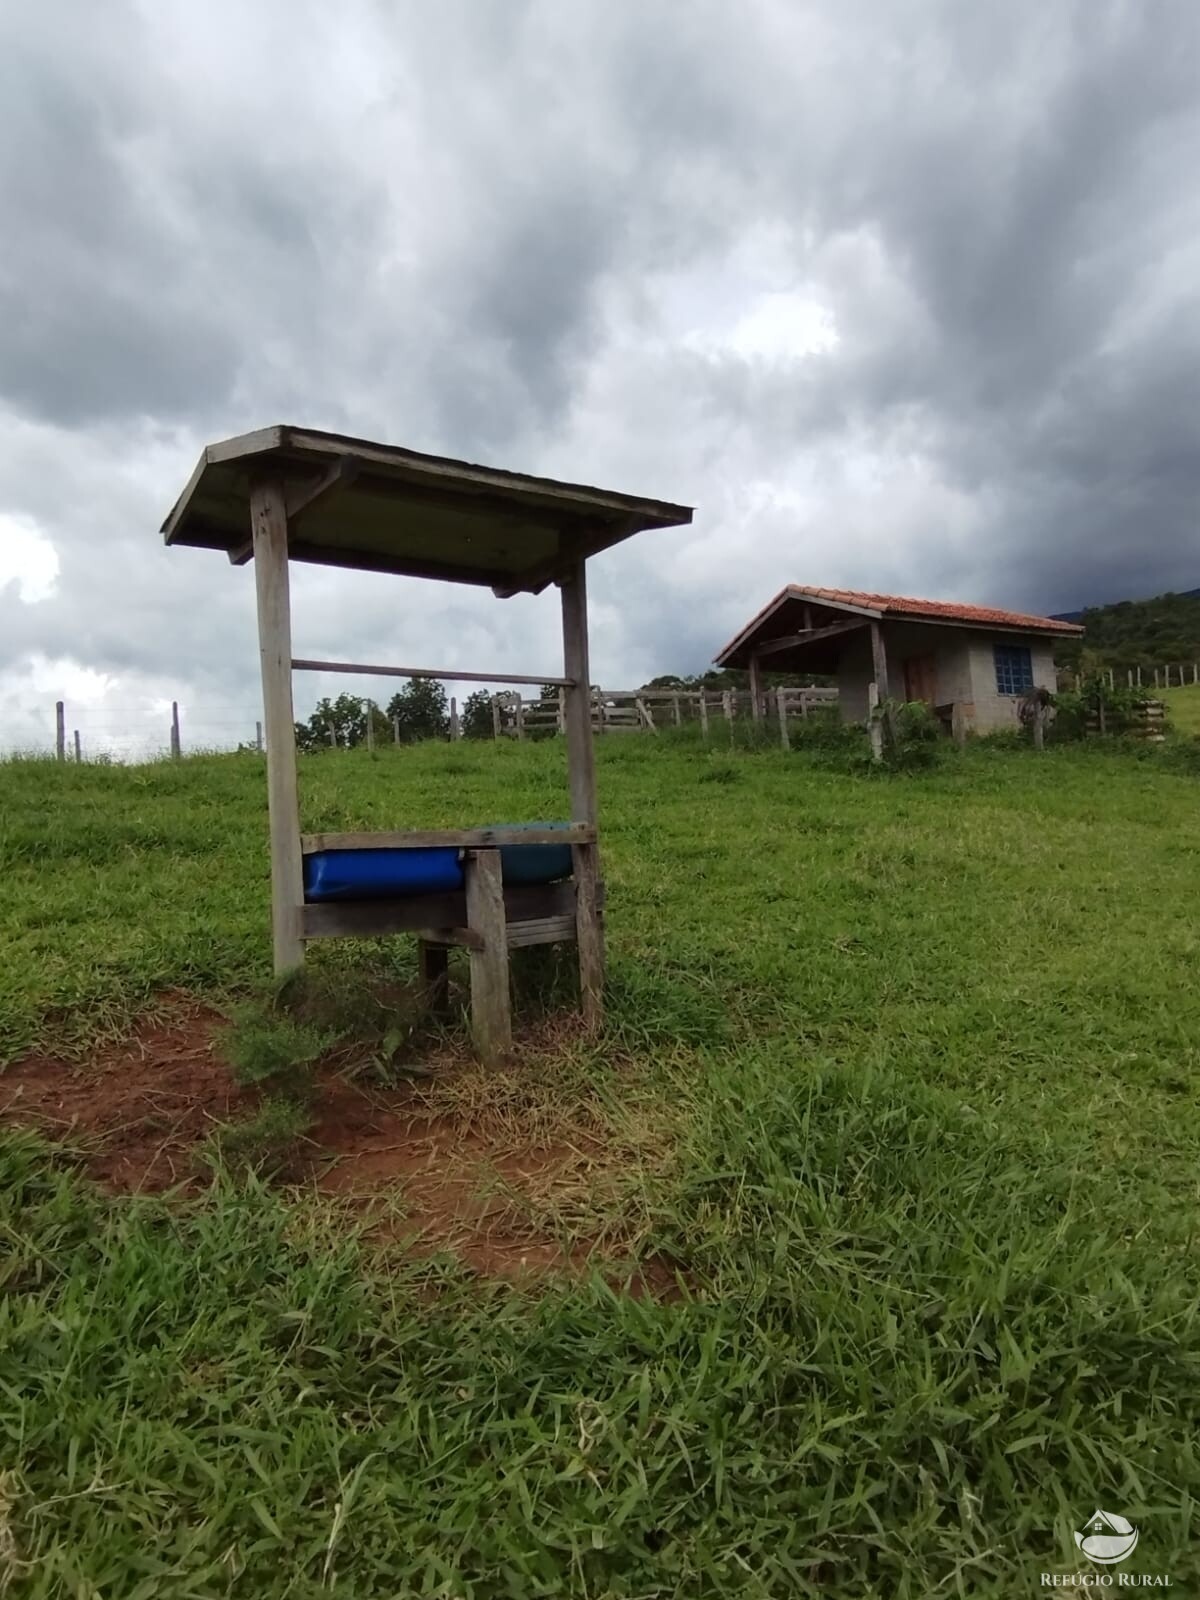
top-left (836, 622), bottom-right (1060, 730)
top-left (966, 633), bottom-right (1059, 730)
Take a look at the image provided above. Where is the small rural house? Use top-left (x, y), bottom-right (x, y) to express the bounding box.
top-left (714, 586), bottom-right (1084, 734)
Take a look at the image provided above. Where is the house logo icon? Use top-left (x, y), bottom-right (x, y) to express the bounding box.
top-left (1074, 1509), bottom-right (1139, 1565)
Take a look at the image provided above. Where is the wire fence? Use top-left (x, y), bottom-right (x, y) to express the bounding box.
top-left (2, 702), bottom-right (266, 763)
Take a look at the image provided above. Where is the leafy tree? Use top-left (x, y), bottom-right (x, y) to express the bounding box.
top-left (385, 677), bottom-right (450, 742)
top-left (461, 689), bottom-right (496, 739)
top-left (295, 694), bottom-right (372, 752)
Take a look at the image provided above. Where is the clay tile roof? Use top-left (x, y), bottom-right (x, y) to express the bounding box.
top-left (714, 583), bottom-right (1083, 667)
top-left (789, 586), bottom-right (1085, 634)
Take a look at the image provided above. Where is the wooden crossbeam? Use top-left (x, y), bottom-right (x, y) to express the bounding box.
top-left (291, 657), bottom-right (572, 689)
top-left (230, 457), bottom-right (359, 564)
top-left (754, 619), bottom-right (867, 657)
top-left (300, 823), bottom-right (594, 854)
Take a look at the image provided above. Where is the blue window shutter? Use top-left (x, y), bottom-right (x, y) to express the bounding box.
top-left (994, 644), bottom-right (1034, 695)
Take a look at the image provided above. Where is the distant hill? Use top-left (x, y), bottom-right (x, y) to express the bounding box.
top-left (1052, 589), bottom-right (1200, 673)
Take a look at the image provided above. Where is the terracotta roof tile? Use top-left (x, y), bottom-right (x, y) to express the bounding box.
top-left (789, 586), bottom-right (1084, 633)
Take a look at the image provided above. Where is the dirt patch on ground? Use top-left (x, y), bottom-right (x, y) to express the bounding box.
top-left (0, 1003), bottom-right (252, 1192)
top-left (0, 1003), bottom-right (677, 1293)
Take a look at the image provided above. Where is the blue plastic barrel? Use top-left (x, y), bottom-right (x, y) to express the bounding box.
top-left (303, 847), bottom-right (464, 902)
top-left (495, 821), bottom-right (574, 886)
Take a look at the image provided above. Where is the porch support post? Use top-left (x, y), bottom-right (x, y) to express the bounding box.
top-left (250, 477), bottom-right (305, 974)
top-left (748, 652), bottom-right (763, 721)
top-left (560, 556), bottom-right (604, 1024)
top-left (869, 620), bottom-right (890, 700)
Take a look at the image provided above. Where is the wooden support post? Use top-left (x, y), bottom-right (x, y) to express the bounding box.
top-left (1154, 667), bottom-right (1160, 688)
top-left (450, 696), bottom-right (460, 740)
top-left (698, 693), bottom-right (709, 738)
top-left (672, 693), bottom-right (681, 727)
top-left (722, 690), bottom-right (734, 739)
top-left (256, 720), bottom-right (264, 752)
top-left (1126, 671), bottom-right (1133, 689)
top-left (365, 700), bottom-right (374, 752)
top-left (464, 850), bottom-right (511, 1062)
top-left (515, 697), bottom-right (525, 740)
top-left (491, 695), bottom-right (502, 739)
top-left (748, 654), bottom-right (762, 721)
top-left (1193, 662), bottom-right (1198, 686)
top-left (869, 621), bottom-right (890, 699)
top-left (170, 701), bottom-right (181, 759)
top-left (951, 701), bottom-right (968, 747)
top-left (55, 701), bottom-right (65, 762)
top-left (869, 621), bottom-right (897, 749)
top-left (1136, 665), bottom-right (1142, 686)
top-left (418, 940), bottom-right (451, 1020)
top-left (329, 724), bottom-right (337, 749)
top-left (557, 687), bottom-right (566, 734)
top-left (868, 681), bottom-right (884, 763)
top-left (799, 689), bottom-right (809, 719)
top-left (1032, 699), bottom-right (1045, 751)
top-left (560, 559), bottom-right (603, 1024)
top-left (73, 729), bottom-right (81, 762)
top-left (250, 477), bottom-right (305, 974)
top-left (776, 685), bottom-right (790, 749)
top-left (392, 715), bottom-right (400, 744)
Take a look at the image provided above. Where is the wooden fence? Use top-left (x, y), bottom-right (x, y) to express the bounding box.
top-left (492, 686), bottom-right (838, 740)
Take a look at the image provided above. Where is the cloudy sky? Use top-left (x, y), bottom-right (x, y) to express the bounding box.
top-left (2, 0), bottom-right (1197, 753)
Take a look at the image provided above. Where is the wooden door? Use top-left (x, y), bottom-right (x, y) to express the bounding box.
top-left (904, 654), bottom-right (938, 705)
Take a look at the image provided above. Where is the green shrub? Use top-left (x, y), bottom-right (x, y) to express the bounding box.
top-left (222, 1004), bottom-right (333, 1090)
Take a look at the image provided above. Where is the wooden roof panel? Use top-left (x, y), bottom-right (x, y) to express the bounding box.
top-left (162, 425), bottom-right (692, 591)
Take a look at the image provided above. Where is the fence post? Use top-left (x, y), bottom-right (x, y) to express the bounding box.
top-left (1153, 667), bottom-right (1160, 688)
top-left (365, 699), bottom-right (374, 752)
top-left (170, 701), bottom-right (181, 760)
top-left (799, 689), bottom-right (809, 719)
top-left (74, 729), bottom-right (82, 762)
top-left (491, 695), bottom-right (502, 739)
top-left (256, 720), bottom-right (264, 752)
top-left (1032, 699), bottom-right (1045, 751)
top-left (557, 687), bottom-right (566, 734)
top-left (450, 696), bottom-right (460, 740)
top-left (672, 693), bottom-right (681, 728)
top-left (55, 701), bottom-right (65, 761)
top-left (698, 693), bottom-right (709, 739)
top-left (776, 685), bottom-right (790, 750)
top-left (329, 724), bottom-right (337, 748)
top-left (1136, 665), bottom-right (1142, 686)
top-left (1126, 670), bottom-right (1132, 688)
top-left (1194, 662), bottom-right (1198, 686)
top-left (515, 697), bottom-right (525, 740)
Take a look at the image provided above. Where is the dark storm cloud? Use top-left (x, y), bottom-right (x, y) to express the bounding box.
top-left (1, 0), bottom-right (1199, 751)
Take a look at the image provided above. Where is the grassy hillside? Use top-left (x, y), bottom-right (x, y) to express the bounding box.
top-left (1055, 588), bottom-right (1200, 674)
top-left (2, 732), bottom-right (1200, 1594)
top-left (1164, 682), bottom-right (1200, 735)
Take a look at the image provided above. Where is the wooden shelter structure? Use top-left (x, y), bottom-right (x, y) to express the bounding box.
top-left (162, 425), bottom-right (692, 1060)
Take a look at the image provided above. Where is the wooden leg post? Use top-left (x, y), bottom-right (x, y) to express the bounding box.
top-left (418, 940), bottom-right (451, 1019)
top-left (560, 558), bottom-right (604, 1025)
top-left (250, 478), bottom-right (305, 975)
top-left (464, 850), bottom-right (511, 1062)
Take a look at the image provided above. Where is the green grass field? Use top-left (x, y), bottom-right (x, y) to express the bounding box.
top-left (2, 729), bottom-right (1199, 1595)
top-left (1164, 682), bottom-right (1200, 736)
